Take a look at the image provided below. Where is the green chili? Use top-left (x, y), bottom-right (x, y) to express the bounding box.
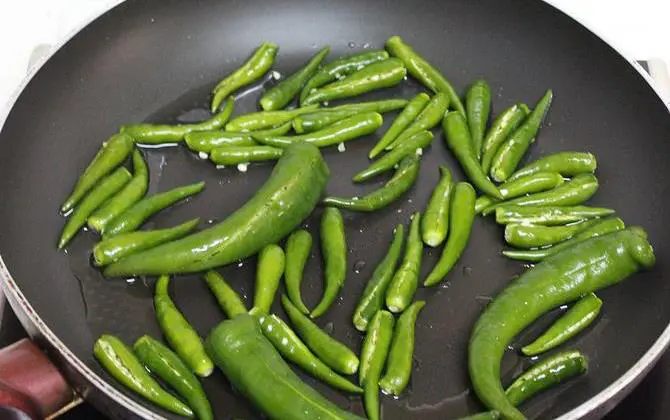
top-left (210, 146), bottom-right (283, 166)
top-left (510, 152), bottom-right (598, 183)
top-left (481, 104), bottom-right (530, 173)
top-left (386, 92), bottom-right (449, 150)
top-left (252, 244), bottom-right (286, 314)
top-left (211, 42), bottom-right (279, 112)
top-left (293, 99), bottom-right (407, 133)
top-left (360, 310), bottom-right (395, 420)
top-left (61, 133), bottom-right (134, 213)
top-left (155, 275), bottom-right (214, 378)
top-left (466, 80), bottom-right (491, 159)
top-left (385, 213), bottom-right (422, 313)
top-left (260, 46), bottom-right (330, 111)
top-left (421, 165), bottom-right (453, 247)
top-left (311, 207), bottom-right (347, 318)
top-left (224, 104), bottom-right (319, 132)
top-left (284, 229), bottom-right (313, 314)
top-left (495, 205), bottom-right (616, 226)
top-left (186, 122), bottom-right (292, 154)
top-left (203, 270), bottom-right (247, 318)
top-left (424, 182), bottom-right (476, 287)
top-left (504, 220), bottom-right (599, 249)
top-left (475, 172), bottom-right (566, 214)
top-left (369, 93), bottom-right (431, 158)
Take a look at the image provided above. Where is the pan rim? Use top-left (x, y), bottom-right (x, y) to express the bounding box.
top-left (0, 1), bottom-right (668, 419)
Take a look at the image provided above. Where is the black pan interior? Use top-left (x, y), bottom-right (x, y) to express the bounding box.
top-left (1, 0), bottom-right (670, 418)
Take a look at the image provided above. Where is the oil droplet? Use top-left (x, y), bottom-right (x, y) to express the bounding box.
top-left (353, 260), bottom-right (366, 274)
top-left (150, 17), bottom-right (155, 23)
top-left (462, 266), bottom-right (473, 276)
top-left (348, 41), bottom-right (356, 48)
top-left (126, 277), bottom-right (136, 284)
top-left (397, 208), bottom-right (402, 213)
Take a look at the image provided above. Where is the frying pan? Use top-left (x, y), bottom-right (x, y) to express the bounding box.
top-left (1, 0), bottom-right (669, 418)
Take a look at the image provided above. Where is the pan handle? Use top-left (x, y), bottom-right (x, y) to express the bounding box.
top-left (0, 339), bottom-right (73, 419)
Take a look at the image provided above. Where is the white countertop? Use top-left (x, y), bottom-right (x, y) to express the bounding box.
top-left (0, 0), bottom-right (669, 108)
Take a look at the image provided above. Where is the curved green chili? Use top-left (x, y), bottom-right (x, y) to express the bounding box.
top-left (490, 89), bottom-right (554, 182)
top-left (360, 310), bottom-right (395, 420)
top-left (293, 99), bottom-right (407, 133)
top-left (155, 275), bottom-right (214, 378)
top-left (203, 270), bottom-right (247, 318)
top-left (251, 311), bottom-right (363, 394)
top-left (481, 104), bottom-right (531, 173)
top-left (252, 244), bottom-right (286, 314)
top-left (103, 181), bottom-right (205, 238)
top-left (302, 58), bottom-right (407, 105)
top-left (504, 220), bottom-right (599, 249)
top-left (300, 50), bottom-right (390, 104)
top-left (353, 224), bottom-right (405, 332)
top-left (495, 205), bottom-right (616, 226)
top-left (385, 35), bottom-right (465, 116)
top-left (311, 207), bottom-right (347, 318)
top-left (224, 104), bottom-right (319, 132)
top-left (186, 121), bottom-right (292, 154)
top-left (503, 217), bottom-right (626, 262)
top-left (421, 165), bottom-right (453, 247)
top-left (93, 219), bottom-right (200, 266)
top-left (386, 92), bottom-right (449, 150)
top-left (385, 213), bottom-right (423, 313)
top-left (466, 80), bottom-right (491, 159)
top-left (254, 112), bottom-right (383, 149)
top-left (353, 130), bottom-right (433, 182)
top-left (522, 294), bottom-right (602, 356)
top-left (379, 300), bottom-right (425, 396)
top-left (211, 42), bottom-right (279, 112)
top-left (260, 46), bottom-right (330, 111)
top-left (93, 335), bottom-right (193, 417)
top-left (282, 295), bottom-right (359, 375)
top-left (469, 228), bottom-right (654, 420)
top-left (58, 167), bottom-right (131, 249)
top-left (369, 93), bottom-right (431, 158)
top-left (475, 171), bottom-right (566, 214)
top-left (443, 112), bottom-right (502, 199)
top-left (508, 152), bottom-right (597, 182)
top-left (122, 100), bottom-right (234, 145)
top-left (323, 154), bottom-right (420, 212)
top-left (88, 149), bottom-right (149, 233)
top-left (284, 229), bottom-right (313, 314)
top-left (424, 182), bottom-right (476, 287)
top-left (210, 146), bottom-right (283, 166)
top-left (61, 133), bottom-right (134, 213)
top-left (134, 335), bottom-right (212, 420)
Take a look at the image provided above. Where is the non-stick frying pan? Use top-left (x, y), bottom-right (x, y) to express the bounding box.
top-left (1, 0), bottom-right (669, 418)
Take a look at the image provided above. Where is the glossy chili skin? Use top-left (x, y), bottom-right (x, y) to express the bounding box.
top-left (311, 207), bottom-right (347, 318)
top-left (495, 205), bottom-right (616, 226)
top-left (379, 300), bottom-right (425, 396)
top-left (504, 219), bottom-right (599, 249)
top-left (353, 224), bottom-right (404, 332)
top-left (424, 182), bottom-right (476, 287)
top-left (253, 112), bottom-right (383, 149)
top-left (58, 167), bottom-right (132, 249)
top-left (251, 311), bottom-right (363, 394)
top-left (385, 35), bottom-right (465, 116)
top-left (474, 171), bottom-right (565, 214)
top-left (260, 46), bottom-right (330, 111)
top-left (186, 122), bottom-right (291, 154)
top-left (155, 275), bottom-right (214, 378)
top-left (121, 100), bottom-right (234, 145)
top-left (103, 181), bottom-right (205, 238)
top-left (104, 143), bottom-right (329, 276)
top-left (481, 174), bottom-right (599, 216)
top-left (369, 93), bottom-right (431, 158)
top-left (502, 217), bottom-right (626, 262)
top-left (300, 50), bottom-right (390, 104)
top-left (133, 335), bottom-right (213, 420)
top-left (466, 80), bottom-right (491, 159)
top-left (225, 104), bottom-right (319, 132)
top-left (506, 350), bottom-right (588, 406)
top-left (385, 213), bottom-right (422, 313)
top-left (480, 104), bottom-right (530, 173)
top-left (203, 271), bottom-right (247, 318)
top-left (386, 92), bottom-right (449, 150)
top-left (293, 99), bottom-right (407, 133)
top-left (469, 228), bottom-right (654, 420)
top-left (490, 89), bottom-right (554, 182)
top-left (360, 310), bottom-right (395, 420)
top-left (282, 295), bottom-right (359, 375)
top-left (93, 335), bottom-right (193, 417)
top-left (421, 165), bottom-right (453, 247)
top-left (353, 130), bottom-right (433, 182)
top-left (302, 58), bottom-right (407, 105)
top-left (61, 132), bottom-right (134, 213)
top-left (323, 154), bottom-right (420, 212)
top-left (88, 149), bottom-right (149, 233)
top-left (508, 152), bottom-right (597, 182)
top-left (522, 294), bottom-right (602, 356)
top-left (211, 42), bottom-right (278, 112)
top-left (93, 219), bottom-right (200, 267)
top-left (443, 112), bottom-right (502, 199)
top-left (210, 146), bottom-right (283, 166)
top-left (252, 244), bottom-right (286, 314)
top-left (205, 314), bottom-right (365, 420)
top-left (284, 229), bottom-right (313, 314)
